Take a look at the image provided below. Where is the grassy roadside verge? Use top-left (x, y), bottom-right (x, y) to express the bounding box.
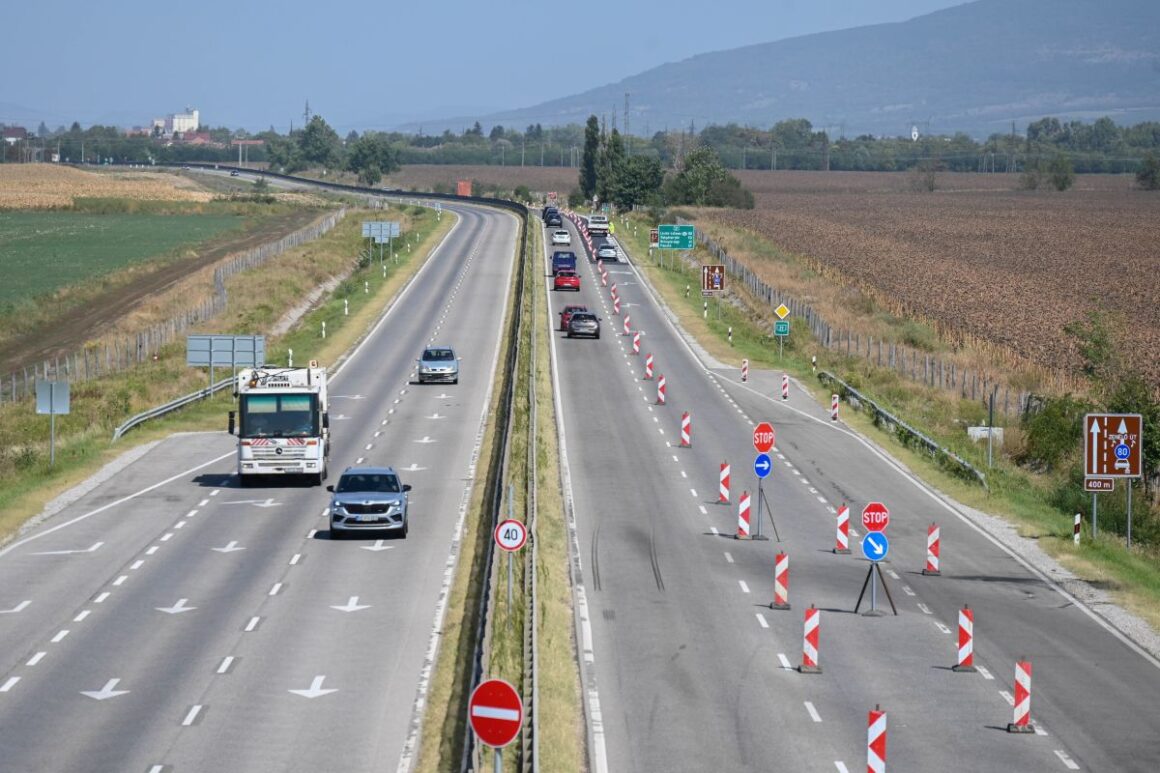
top-left (0, 203), bottom-right (453, 545)
top-left (614, 213), bottom-right (1160, 634)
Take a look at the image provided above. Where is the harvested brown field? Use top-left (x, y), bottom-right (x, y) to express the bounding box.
top-left (0, 164), bottom-right (214, 209)
top-left (385, 164), bottom-right (577, 195)
top-left (699, 171), bottom-right (1160, 384)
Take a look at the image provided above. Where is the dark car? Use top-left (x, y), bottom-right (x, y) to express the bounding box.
top-left (328, 466), bottom-right (412, 539)
top-left (541, 206), bottom-right (559, 222)
top-left (559, 304), bottom-right (588, 331)
top-left (545, 212), bottom-right (563, 227)
top-left (567, 312), bottom-right (600, 339)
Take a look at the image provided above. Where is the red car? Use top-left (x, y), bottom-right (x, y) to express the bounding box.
top-left (553, 270), bottom-right (580, 291)
top-left (559, 304), bottom-right (588, 331)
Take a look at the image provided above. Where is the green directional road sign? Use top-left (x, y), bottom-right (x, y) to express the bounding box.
top-left (658, 224), bottom-right (695, 250)
top-left (774, 320), bottom-right (790, 337)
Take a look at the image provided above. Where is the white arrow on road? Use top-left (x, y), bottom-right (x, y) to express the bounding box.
top-left (288, 675), bottom-right (338, 699)
top-left (224, 498), bottom-right (281, 508)
top-left (331, 414), bottom-right (352, 421)
top-left (82, 679), bottom-right (129, 701)
top-left (156, 598), bottom-right (196, 615)
top-left (0, 600), bottom-right (31, 614)
top-left (415, 436), bottom-right (436, 444)
top-left (426, 413), bottom-right (446, 420)
top-left (212, 541), bottom-right (245, 553)
top-left (401, 463), bottom-right (427, 472)
top-left (361, 540), bottom-right (394, 552)
top-left (434, 393), bottom-right (453, 399)
top-left (330, 596), bottom-right (371, 612)
top-left (34, 541), bottom-right (104, 556)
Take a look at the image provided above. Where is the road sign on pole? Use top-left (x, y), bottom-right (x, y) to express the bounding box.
top-left (774, 320), bottom-right (790, 337)
top-left (702, 264), bottom-right (725, 293)
top-left (469, 678), bottom-right (523, 748)
top-left (1084, 413), bottom-right (1143, 478)
top-left (775, 303), bottom-right (790, 320)
top-left (657, 224), bottom-right (695, 250)
top-left (494, 519), bottom-right (527, 552)
top-left (753, 422), bottom-right (776, 453)
top-left (1084, 478), bottom-right (1115, 493)
top-left (754, 453), bottom-right (772, 479)
top-left (861, 502), bottom-right (890, 532)
top-left (862, 532), bottom-right (889, 562)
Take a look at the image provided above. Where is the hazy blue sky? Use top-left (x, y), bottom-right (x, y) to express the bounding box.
top-left (2, 0), bottom-right (967, 132)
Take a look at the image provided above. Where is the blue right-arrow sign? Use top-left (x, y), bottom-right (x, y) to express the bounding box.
top-left (862, 532), bottom-right (889, 562)
top-left (754, 453), bottom-right (772, 479)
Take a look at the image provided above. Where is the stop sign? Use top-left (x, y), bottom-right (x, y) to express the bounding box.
top-left (753, 422), bottom-right (776, 453)
top-left (862, 502), bottom-right (890, 532)
top-left (469, 678), bottom-right (523, 748)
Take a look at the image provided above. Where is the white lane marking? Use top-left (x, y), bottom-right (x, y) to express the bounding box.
top-left (182, 705), bottom-right (203, 726)
top-left (149, 765), bottom-right (164, 773)
top-left (724, 552), bottom-right (734, 563)
top-left (356, 457), bottom-right (365, 464)
top-left (680, 471), bottom-right (687, 479)
top-left (886, 568), bottom-right (901, 580)
top-left (902, 585), bottom-right (916, 596)
top-left (269, 583), bottom-right (283, 596)
top-left (51, 630), bottom-right (69, 643)
top-left (1000, 690), bottom-right (1015, 706)
top-left (174, 521), bottom-right (186, 530)
top-left (0, 677), bottom-right (19, 692)
top-left (113, 575), bottom-right (128, 586)
top-left (146, 546), bottom-right (159, 555)
top-left (1054, 750), bottom-right (1080, 770)
top-left (244, 616), bottom-right (260, 632)
top-left (0, 452), bottom-right (233, 558)
top-left (290, 553), bottom-right (302, 565)
top-left (217, 656), bottom-right (235, 674)
top-left (94, 592), bottom-right (110, 603)
top-left (800, 478), bottom-right (810, 485)
top-left (739, 581), bottom-right (750, 594)
top-left (131, 560), bottom-right (144, 570)
top-left (73, 610), bottom-right (91, 622)
top-left (777, 653), bottom-right (793, 670)
top-left (698, 505), bottom-right (708, 515)
top-left (658, 428), bottom-right (665, 435)
top-left (808, 487), bottom-right (818, 494)
top-left (935, 621), bottom-right (952, 634)
top-left (32, 540), bottom-right (104, 556)
top-left (26, 652), bottom-right (46, 666)
top-left (710, 527), bottom-right (719, 536)
top-left (307, 529), bottom-right (318, 539)
top-left (160, 533), bottom-right (173, 542)
top-left (826, 505), bottom-right (837, 514)
top-left (689, 488), bottom-right (698, 497)
top-left (978, 666), bottom-right (994, 681)
top-left (917, 602), bottom-right (932, 615)
top-left (365, 444), bottom-right (374, 451)
top-left (374, 431), bottom-right (382, 437)
top-left (198, 499), bottom-right (209, 507)
top-left (1035, 724), bottom-right (1049, 737)
top-left (653, 416), bottom-right (659, 423)
top-left (835, 764), bottom-right (850, 773)
top-left (210, 490), bottom-right (220, 496)
top-left (804, 701), bottom-right (822, 723)
top-left (756, 613), bottom-right (769, 628)
top-left (186, 510), bottom-right (199, 518)
top-left (671, 455), bottom-right (678, 462)
top-left (816, 496), bottom-right (827, 503)
top-left (0, 600), bottom-right (31, 614)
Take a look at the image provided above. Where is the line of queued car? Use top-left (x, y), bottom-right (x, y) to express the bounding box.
top-left (544, 206), bottom-right (601, 339)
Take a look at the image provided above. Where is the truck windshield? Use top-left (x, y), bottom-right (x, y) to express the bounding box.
top-left (241, 394), bottom-right (318, 438)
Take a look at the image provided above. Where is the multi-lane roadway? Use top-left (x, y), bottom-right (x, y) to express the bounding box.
top-left (0, 199), bottom-right (518, 772)
top-left (544, 214), bottom-right (1160, 772)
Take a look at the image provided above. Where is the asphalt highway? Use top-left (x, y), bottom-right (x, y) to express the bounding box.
top-left (0, 199), bottom-right (519, 772)
top-left (545, 215), bottom-right (1160, 772)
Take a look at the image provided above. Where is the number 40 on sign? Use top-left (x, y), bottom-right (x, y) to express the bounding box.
top-left (494, 519), bottom-right (527, 552)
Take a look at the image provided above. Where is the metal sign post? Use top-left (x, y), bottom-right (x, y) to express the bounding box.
top-left (854, 533), bottom-right (897, 616)
top-left (36, 380), bottom-right (71, 466)
top-left (1083, 413), bottom-right (1143, 548)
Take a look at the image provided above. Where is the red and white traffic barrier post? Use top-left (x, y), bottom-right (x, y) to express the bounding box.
top-left (741, 358), bottom-right (749, 382)
top-left (798, 604), bottom-right (821, 673)
top-left (831, 394), bottom-right (840, 421)
top-left (867, 705), bottom-right (887, 773)
top-left (601, 270), bottom-right (608, 287)
top-left (596, 259), bottom-right (603, 273)
top-left (680, 411), bottom-right (691, 447)
top-left (632, 331), bottom-right (641, 354)
top-left (781, 373), bottom-right (789, 401)
top-left (623, 315), bottom-right (632, 336)
top-left (656, 374), bottom-right (666, 405)
top-left (1007, 660), bottom-right (1035, 733)
top-left (923, 522), bottom-right (941, 576)
top-left (719, 461), bottom-right (731, 504)
top-left (613, 297), bottom-right (621, 315)
top-left (610, 282), bottom-right (617, 299)
top-left (833, 503), bottom-right (851, 554)
top-left (736, 491), bottom-right (751, 540)
top-left (1074, 513), bottom-right (1081, 545)
top-left (643, 353), bottom-right (654, 380)
top-left (771, 552), bottom-right (790, 610)
top-left (953, 605), bottom-right (977, 672)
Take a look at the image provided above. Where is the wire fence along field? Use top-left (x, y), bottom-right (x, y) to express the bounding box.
top-left (0, 209), bottom-right (346, 404)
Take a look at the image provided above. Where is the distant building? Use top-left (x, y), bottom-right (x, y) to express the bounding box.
top-left (2, 126), bottom-right (29, 145)
top-left (151, 107), bottom-right (200, 136)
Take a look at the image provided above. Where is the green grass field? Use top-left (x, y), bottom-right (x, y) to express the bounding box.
top-left (0, 211), bottom-right (243, 306)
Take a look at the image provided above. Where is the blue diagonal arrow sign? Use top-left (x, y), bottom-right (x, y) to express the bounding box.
top-left (754, 453), bottom-right (772, 479)
top-left (862, 532), bottom-right (889, 562)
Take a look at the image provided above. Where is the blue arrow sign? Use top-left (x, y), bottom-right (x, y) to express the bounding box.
top-left (861, 532), bottom-right (889, 562)
top-left (754, 453), bottom-right (772, 479)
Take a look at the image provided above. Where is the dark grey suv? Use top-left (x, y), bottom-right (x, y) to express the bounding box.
top-left (567, 312), bottom-right (601, 339)
top-left (328, 467), bottom-right (411, 539)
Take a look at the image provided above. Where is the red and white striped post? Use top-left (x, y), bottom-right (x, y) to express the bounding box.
top-left (923, 522), bottom-right (941, 576)
top-left (1074, 513), bottom-right (1081, 545)
top-left (1007, 660), bottom-right (1035, 733)
top-left (741, 358), bottom-right (749, 382)
top-left (596, 259), bottom-right (603, 273)
top-left (613, 297), bottom-right (621, 315)
top-left (831, 394), bottom-right (840, 421)
top-left (600, 270), bottom-right (608, 287)
top-left (680, 411), bottom-right (691, 447)
top-left (736, 491), bottom-right (751, 540)
top-left (656, 374), bottom-right (666, 405)
top-left (719, 461), bottom-right (731, 504)
top-left (643, 353), bottom-right (654, 380)
top-left (867, 705), bottom-right (887, 773)
top-left (623, 315), bottom-right (632, 336)
top-left (953, 605), bottom-right (977, 672)
top-left (632, 331), bottom-right (641, 354)
top-left (798, 604), bottom-right (821, 673)
top-left (781, 373), bottom-right (789, 401)
top-left (771, 552), bottom-right (790, 610)
top-left (610, 282), bottom-right (618, 299)
top-left (834, 503), bottom-right (851, 554)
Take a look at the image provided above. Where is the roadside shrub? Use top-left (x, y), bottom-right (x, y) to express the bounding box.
top-left (1017, 393), bottom-right (1090, 471)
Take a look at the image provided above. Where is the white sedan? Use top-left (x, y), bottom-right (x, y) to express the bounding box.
top-left (596, 243), bottom-right (619, 261)
top-left (551, 229), bottom-right (571, 245)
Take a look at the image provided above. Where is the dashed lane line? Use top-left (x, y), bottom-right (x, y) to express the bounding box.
top-left (804, 701), bottom-right (822, 723)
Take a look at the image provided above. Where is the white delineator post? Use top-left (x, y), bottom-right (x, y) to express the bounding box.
top-left (1008, 660), bottom-right (1035, 733)
top-left (867, 705), bottom-right (887, 773)
top-left (719, 462), bottom-right (730, 504)
top-left (736, 491), bottom-right (751, 540)
top-left (834, 503), bottom-right (851, 554)
top-left (1074, 513), bottom-right (1081, 545)
top-left (831, 394), bottom-right (839, 421)
top-left (771, 552), bottom-right (790, 610)
top-left (953, 605), bottom-right (977, 672)
top-left (923, 522), bottom-right (941, 576)
top-left (798, 604), bottom-right (821, 673)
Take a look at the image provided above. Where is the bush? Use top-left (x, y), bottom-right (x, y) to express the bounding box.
top-left (1137, 152), bottom-right (1160, 191)
top-left (1017, 393), bottom-right (1090, 471)
top-left (1048, 154), bottom-right (1075, 191)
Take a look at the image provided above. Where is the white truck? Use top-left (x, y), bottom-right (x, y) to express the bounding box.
top-left (229, 364), bottom-right (330, 485)
top-left (586, 214), bottom-right (610, 237)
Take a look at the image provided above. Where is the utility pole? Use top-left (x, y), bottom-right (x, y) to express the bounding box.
top-left (303, 100), bottom-right (311, 125)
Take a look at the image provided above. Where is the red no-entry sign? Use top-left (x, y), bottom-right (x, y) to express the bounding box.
top-left (469, 678), bottom-right (523, 748)
top-left (753, 422), bottom-right (776, 453)
top-left (862, 502), bottom-right (890, 532)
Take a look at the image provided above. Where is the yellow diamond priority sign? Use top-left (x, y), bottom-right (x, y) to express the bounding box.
top-left (775, 304), bottom-right (790, 320)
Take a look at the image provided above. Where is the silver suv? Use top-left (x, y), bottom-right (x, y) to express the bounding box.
top-left (567, 312), bottom-right (601, 339)
top-left (328, 467), bottom-right (411, 539)
top-left (417, 345), bottom-right (459, 384)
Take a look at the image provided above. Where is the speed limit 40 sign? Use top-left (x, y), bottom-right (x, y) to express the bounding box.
top-left (494, 519), bottom-right (527, 552)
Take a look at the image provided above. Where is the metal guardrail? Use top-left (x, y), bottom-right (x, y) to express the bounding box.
top-left (111, 376), bottom-right (233, 442)
top-left (818, 370), bottom-right (988, 489)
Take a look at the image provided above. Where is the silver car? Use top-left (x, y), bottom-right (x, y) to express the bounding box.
top-left (328, 466), bottom-right (411, 539)
top-left (417, 345), bottom-right (459, 384)
top-left (596, 243), bottom-right (618, 261)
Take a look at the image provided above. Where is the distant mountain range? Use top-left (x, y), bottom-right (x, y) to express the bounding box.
top-left (408, 0), bottom-right (1160, 138)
